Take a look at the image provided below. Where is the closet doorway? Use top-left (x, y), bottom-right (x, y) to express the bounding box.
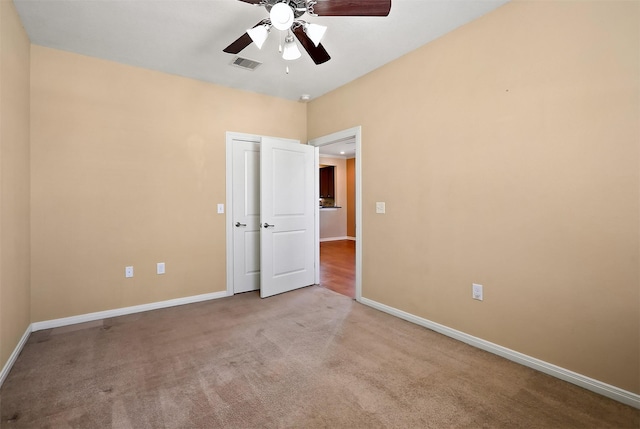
top-left (225, 132), bottom-right (317, 298)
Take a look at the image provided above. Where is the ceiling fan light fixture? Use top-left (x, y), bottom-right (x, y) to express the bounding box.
top-left (247, 24), bottom-right (269, 49)
top-left (270, 3), bottom-right (294, 31)
top-left (304, 23), bottom-right (327, 47)
top-left (282, 34), bottom-right (301, 61)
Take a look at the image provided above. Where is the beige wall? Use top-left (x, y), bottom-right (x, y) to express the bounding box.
top-left (319, 156), bottom-right (347, 239)
top-left (30, 46), bottom-right (306, 322)
top-left (0, 0), bottom-right (31, 369)
top-left (308, 1), bottom-right (639, 394)
top-left (346, 157), bottom-right (355, 238)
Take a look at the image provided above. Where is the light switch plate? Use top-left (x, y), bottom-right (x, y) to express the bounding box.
top-left (472, 283), bottom-right (483, 301)
top-left (125, 266), bottom-right (134, 278)
top-left (157, 262), bottom-right (165, 275)
top-left (217, 204), bottom-right (224, 214)
top-left (376, 202), bottom-right (386, 214)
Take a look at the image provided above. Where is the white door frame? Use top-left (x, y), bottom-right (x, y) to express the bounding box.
top-left (308, 126), bottom-right (363, 302)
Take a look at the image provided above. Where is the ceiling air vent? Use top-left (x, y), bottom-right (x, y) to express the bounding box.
top-left (231, 57), bottom-right (262, 71)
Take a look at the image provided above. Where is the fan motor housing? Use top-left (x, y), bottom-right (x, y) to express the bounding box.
top-left (264, 0), bottom-right (308, 18)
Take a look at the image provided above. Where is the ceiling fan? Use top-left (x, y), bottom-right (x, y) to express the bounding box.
top-left (223, 0), bottom-right (392, 65)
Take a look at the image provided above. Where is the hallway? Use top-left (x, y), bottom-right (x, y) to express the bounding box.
top-left (319, 240), bottom-right (355, 299)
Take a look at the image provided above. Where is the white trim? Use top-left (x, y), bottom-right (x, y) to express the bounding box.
top-left (347, 236), bottom-right (356, 241)
top-left (319, 236), bottom-right (351, 242)
top-left (309, 126), bottom-right (362, 301)
top-left (314, 147), bottom-right (320, 285)
top-left (32, 291), bottom-right (229, 332)
top-left (353, 130), bottom-right (363, 302)
top-left (0, 324), bottom-right (32, 387)
top-left (360, 297), bottom-right (640, 409)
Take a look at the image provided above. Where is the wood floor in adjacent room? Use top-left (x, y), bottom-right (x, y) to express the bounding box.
top-left (319, 239), bottom-right (355, 299)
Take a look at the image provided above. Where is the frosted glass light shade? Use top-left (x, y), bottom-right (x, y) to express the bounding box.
top-left (305, 23), bottom-right (327, 47)
top-left (270, 3), bottom-right (294, 31)
top-left (247, 25), bottom-right (269, 49)
top-left (282, 35), bottom-right (301, 60)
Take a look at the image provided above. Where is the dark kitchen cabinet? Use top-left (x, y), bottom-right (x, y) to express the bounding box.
top-left (319, 166), bottom-right (335, 198)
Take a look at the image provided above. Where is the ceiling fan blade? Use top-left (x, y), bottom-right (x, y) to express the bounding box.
top-left (223, 21), bottom-right (266, 54)
top-left (223, 33), bottom-right (252, 54)
top-left (310, 0), bottom-right (391, 16)
top-left (237, 0), bottom-right (262, 4)
top-left (292, 26), bottom-right (331, 65)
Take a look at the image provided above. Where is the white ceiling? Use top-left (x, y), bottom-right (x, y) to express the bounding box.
top-left (14, 0), bottom-right (509, 103)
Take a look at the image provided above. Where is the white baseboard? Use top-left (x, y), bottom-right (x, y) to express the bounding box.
top-left (320, 236), bottom-right (351, 242)
top-left (359, 297), bottom-right (640, 409)
top-left (0, 324), bottom-right (32, 387)
top-left (32, 290), bottom-right (230, 332)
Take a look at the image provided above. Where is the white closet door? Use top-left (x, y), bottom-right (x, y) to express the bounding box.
top-left (260, 137), bottom-right (316, 298)
top-left (232, 140), bottom-right (261, 293)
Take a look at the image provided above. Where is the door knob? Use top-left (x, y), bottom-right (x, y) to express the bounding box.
top-left (235, 222), bottom-right (247, 227)
top-left (263, 223), bottom-right (275, 228)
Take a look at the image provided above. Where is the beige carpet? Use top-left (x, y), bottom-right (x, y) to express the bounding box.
top-left (1, 286), bottom-right (637, 428)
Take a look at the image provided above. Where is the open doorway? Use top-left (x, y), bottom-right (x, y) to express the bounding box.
top-left (309, 127), bottom-right (362, 301)
top-left (319, 239), bottom-right (355, 298)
